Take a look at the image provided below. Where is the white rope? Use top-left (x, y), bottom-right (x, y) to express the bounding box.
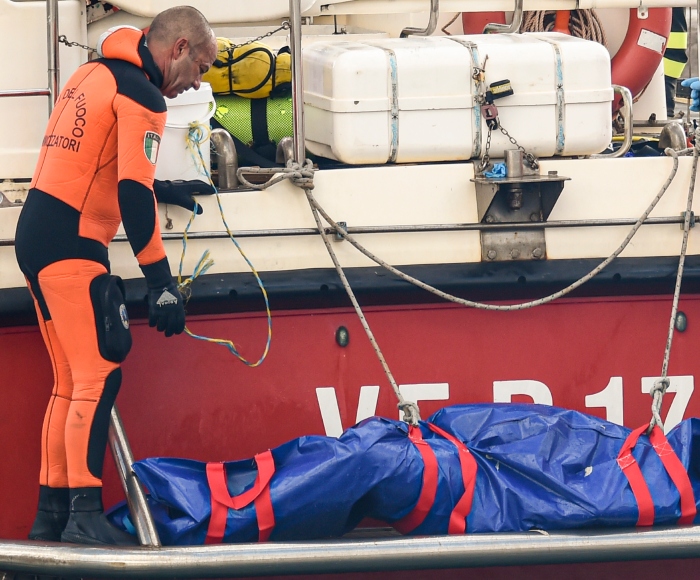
top-left (305, 150), bottom-right (680, 312)
top-left (237, 148), bottom-right (681, 424)
top-left (649, 140), bottom-right (699, 433)
top-left (237, 161), bottom-right (420, 425)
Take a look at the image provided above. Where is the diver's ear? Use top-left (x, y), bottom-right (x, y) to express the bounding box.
top-left (172, 37), bottom-right (188, 59)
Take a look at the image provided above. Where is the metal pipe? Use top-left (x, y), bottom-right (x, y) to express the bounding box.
top-left (0, 216), bottom-right (693, 248)
top-left (483, 0), bottom-right (523, 33)
top-left (634, 118), bottom-right (688, 127)
top-left (108, 406), bottom-right (161, 547)
top-left (400, 0), bottom-right (439, 37)
top-left (4, 526), bottom-right (700, 578)
top-left (46, 0), bottom-right (59, 112)
top-left (276, 136), bottom-right (295, 164)
top-left (323, 0), bottom-right (693, 15)
top-left (592, 85), bottom-right (634, 159)
top-left (289, 0), bottom-right (306, 164)
top-left (0, 89), bottom-right (51, 98)
top-left (210, 129), bottom-right (239, 190)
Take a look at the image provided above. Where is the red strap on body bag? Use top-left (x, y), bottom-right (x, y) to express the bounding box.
top-left (392, 424), bottom-right (477, 535)
top-left (426, 423), bottom-right (478, 534)
top-left (205, 450), bottom-right (276, 543)
top-left (392, 425), bottom-right (439, 534)
top-left (617, 424), bottom-right (696, 527)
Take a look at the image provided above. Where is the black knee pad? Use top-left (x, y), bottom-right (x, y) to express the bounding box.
top-left (90, 274), bottom-right (132, 363)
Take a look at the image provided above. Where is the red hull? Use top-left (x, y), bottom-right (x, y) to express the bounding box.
top-left (2, 293), bottom-right (700, 573)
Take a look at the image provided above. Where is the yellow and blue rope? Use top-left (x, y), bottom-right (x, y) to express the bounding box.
top-left (176, 121), bottom-right (272, 367)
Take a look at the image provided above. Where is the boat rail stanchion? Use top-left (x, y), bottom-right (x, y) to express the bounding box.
top-left (289, 0), bottom-right (306, 164)
top-left (211, 128), bottom-right (239, 189)
top-left (46, 0), bottom-right (59, 112)
top-left (591, 85), bottom-right (633, 159)
top-left (400, 0), bottom-right (439, 38)
top-left (483, 0), bottom-right (523, 34)
top-left (108, 406), bottom-right (161, 547)
top-left (0, 0), bottom-right (58, 111)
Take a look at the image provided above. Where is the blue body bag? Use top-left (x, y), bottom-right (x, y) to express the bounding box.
top-left (109, 404), bottom-right (700, 544)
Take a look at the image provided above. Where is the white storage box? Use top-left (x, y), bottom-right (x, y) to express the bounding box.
top-left (303, 33), bottom-right (614, 164)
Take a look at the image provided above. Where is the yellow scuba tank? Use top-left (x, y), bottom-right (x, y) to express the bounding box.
top-left (203, 38), bottom-right (291, 99)
top-left (214, 93), bottom-right (293, 148)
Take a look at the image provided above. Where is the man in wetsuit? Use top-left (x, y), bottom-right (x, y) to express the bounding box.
top-left (15, 6), bottom-right (217, 545)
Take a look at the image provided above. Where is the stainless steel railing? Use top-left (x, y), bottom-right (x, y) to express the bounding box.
top-left (0, 0), bottom-right (59, 114)
top-left (4, 525), bottom-right (700, 578)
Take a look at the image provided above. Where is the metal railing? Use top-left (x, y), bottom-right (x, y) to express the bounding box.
top-left (400, 0), bottom-right (439, 37)
top-left (3, 525), bottom-right (700, 578)
top-left (0, 0), bottom-right (59, 114)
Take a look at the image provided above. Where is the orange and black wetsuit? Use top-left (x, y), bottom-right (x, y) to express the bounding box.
top-left (15, 26), bottom-right (171, 491)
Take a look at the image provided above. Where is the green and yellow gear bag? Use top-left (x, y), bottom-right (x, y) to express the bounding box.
top-left (214, 93), bottom-right (293, 148)
top-left (203, 38), bottom-right (291, 99)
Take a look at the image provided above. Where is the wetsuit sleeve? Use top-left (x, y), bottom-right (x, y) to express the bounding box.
top-left (114, 92), bottom-right (173, 289)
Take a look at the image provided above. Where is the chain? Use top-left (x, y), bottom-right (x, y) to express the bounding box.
top-left (230, 21), bottom-right (291, 49)
top-left (58, 34), bottom-right (96, 53)
top-left (478, 122), bottom-right (539, 174)
top-left (479, 127), bottom-right (493, 173)
top-left (58, 21), bottom-right (292, 57)
top-left (56, 20), bottom-right (291, 62)
top-left (499, 125), bottom-right (540, 170)
top-left (471, 53), bottom-right (539, 174)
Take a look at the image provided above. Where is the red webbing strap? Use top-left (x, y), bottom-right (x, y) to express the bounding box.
top-left (617, 425), bottom-right (655, 526)
top-left (648, 426), bottom-right (697, 525)
top-left (426, 423), bottom-right (478, 534)
top-left (205, 450), bottom-right (276, 544)
top-left (392, 425), bottom-right (439, 534)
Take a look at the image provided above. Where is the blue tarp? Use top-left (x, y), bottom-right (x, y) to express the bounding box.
top-left (109, 404), bottom-right (700, 544)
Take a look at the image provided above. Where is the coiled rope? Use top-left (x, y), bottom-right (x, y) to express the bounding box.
top-left (178, 122), bottom-right (272, 367)
top-left (521, 10), bottom-right (607, 46)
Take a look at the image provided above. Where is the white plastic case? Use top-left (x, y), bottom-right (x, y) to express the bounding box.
top-left (303, 33), bottom-right (614, 164)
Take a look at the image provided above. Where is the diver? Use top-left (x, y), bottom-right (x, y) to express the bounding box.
top-left (14, 6), bottom-right (217, 545)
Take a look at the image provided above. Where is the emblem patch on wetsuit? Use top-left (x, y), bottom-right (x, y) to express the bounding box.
top-left (144, 131), bottom-right (161, 165)
top-left (119, 304), bottom-right (129, 329)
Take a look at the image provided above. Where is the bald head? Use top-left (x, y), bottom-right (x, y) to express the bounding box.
top-left (147, 5), bottom-right (217, 98)
top-left (147, 6), bottom-right (214, 56)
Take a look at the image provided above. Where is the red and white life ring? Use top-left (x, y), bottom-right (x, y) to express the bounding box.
top-left (461, 9), bottom-right (672, 112)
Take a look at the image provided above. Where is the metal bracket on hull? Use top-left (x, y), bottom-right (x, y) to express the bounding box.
top-left (481, 229), bottom-right (545, 262)
top-left (473, 174), bottom-right (568, 225)
top-left (473, 149), bottom-right (568, 262)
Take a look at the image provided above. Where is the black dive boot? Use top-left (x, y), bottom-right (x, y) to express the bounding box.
top-left (60, 487), bottom-right (137, 545)
top-left (28, 486), bottom-right (69, 541)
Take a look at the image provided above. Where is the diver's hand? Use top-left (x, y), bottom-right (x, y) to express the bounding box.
top-left (681, 78), bottom-right (700, 112)
top-left (153, 180), bottom-right (215, 214)
top-left (147, 283), bottom-right (185, 337)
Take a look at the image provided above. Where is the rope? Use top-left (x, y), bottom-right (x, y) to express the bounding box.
top-left (236, 147), bottom-right (682, 420)
top-left (236, 149), bottom-right (681, 421)
top-left (236, 160), bottom-right (316, 190)
top-left (521, 10), bottom-right (607, 46)
top-left (179, 123), bottom-right (273, 367)
top-left (649, 139), bottom-right (699, 433)
top-left (236, 161), bottom-right (420, 425)
top-left (304, 150), bottom-right (680, 312)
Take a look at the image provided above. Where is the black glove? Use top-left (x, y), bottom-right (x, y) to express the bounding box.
top-left (153, 180), bottom-right (216, 214)
top-left (147, 283), bottom-right (186, 337)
